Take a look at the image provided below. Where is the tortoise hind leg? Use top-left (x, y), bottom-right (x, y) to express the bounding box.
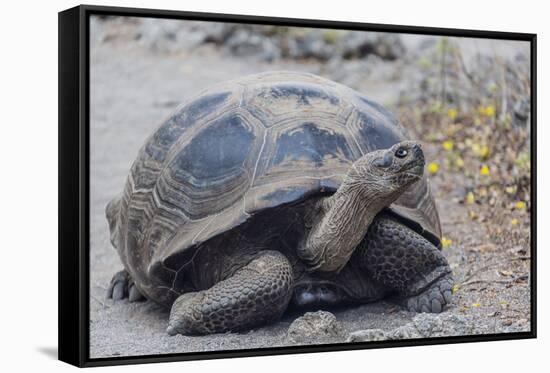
top-left (106, 269), bottom-right (146, 302)
top-left (167, 250), bottom-right (294, 335)
top-left (356, 216), bottom-right (454, 313)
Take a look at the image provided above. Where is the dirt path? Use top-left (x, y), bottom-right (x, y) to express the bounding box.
top-left (89, 21), bottom-right (530, 358)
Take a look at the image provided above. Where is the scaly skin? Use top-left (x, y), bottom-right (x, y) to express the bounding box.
top-left (356, 216), bottom-right (453, 312)
top-left (166, 250), bottom-right (294, 335)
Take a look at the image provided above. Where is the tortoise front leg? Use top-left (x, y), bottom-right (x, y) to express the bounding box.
top-left (167, 250), bottom-right (294, 335)
top-left (355, 216), bottom-right (454, 313)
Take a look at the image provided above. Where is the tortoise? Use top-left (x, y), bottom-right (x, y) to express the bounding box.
top-left (105, 71), bottom-right (454, 336)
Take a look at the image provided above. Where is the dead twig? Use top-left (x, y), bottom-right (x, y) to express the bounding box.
top-left (440, 39), bottom-right (447, 106)
top-left (454, 47), bottom-right (476, 84)
top-left (461, 256), bottom-right (531, 284)
top-left (461, 274), bottom-right (529, 288)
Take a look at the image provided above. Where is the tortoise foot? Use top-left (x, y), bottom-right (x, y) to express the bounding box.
top-left (167, 250), bottom-right (294, 335)
top-left (404, 274), bottom-right (453, 313)
top-left (106, 269), bottom-right (145, 302)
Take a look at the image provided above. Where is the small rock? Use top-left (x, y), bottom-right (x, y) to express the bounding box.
top-left (374, 34), bottom-right (406, 60)
top-left (413, 313), bottom-right (444, 337)
top-left (300, 31), bottom-right (333, 60)
top-left (340, 32), bottom-right (405, 60)
top-left (136, 19), bottom-right (208, 53)
top-left (286, 311), bottom-right (344, 344)
top-left (501, 319), bottom-right (513, 326)
top-left (502, 318), bottom-right (530, 333)
top-left (347, 329), bottom-right (388, 342)
top-left (201, 23), bottom-right (234, 44)
top-left (347, 313), bottom-right (477, 342)
top-left (387, 324), bottom-right (422, 340)
top-left (225, 29), bottom-right (281, 61)
top-left (413, 313), bottom-right (474, 337)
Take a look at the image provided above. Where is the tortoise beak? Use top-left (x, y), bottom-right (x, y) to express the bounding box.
top-left (408, 163), bottom-right (424, 177)
top-left (412, 144), bottom-right (426, 163)
top-left (405, 144), bottom-right (425, 176)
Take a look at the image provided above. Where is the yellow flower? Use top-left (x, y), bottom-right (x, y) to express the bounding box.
top-left (455, 157), bottom-right (464, 168)
top-left (447, 108), bottom-right (458, 120)
top-left (442, 139), bottom-right (454, 151)
top-left (427, 162), bottom-right (439, 174)
top-left (465, 191), bottom-right (475, 204)
top-left (452, 284), bottom-right (460, 293)
top-left (505, 186), bottom-right (516, 194)
top-left (472, 143), bottom-right (490, 159)
top-left (441, 237), bottom-right (453, 248)
top-left (478, 105), bottom-right (495, 117)
top-left (510, 218), bottom-right (519, 226)
top-left (515, 201), bottom-right (526, 209)
top-left (480, 165), bottom-right (490, 175)
top-left (471, 302), bottom-right (481, 308)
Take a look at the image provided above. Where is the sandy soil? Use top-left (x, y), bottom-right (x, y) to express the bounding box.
top-left (89, 19), bottom-right (531, 358)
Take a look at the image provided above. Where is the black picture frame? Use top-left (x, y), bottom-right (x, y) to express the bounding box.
top-left (58, 4), bottom-right (537, 367)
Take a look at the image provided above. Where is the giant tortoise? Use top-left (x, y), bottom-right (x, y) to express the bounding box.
top-left (105, 71), bottom-right (454, 335)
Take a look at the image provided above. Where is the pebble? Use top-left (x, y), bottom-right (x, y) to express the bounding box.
top-left (286, 311), bottom-right (345, 344)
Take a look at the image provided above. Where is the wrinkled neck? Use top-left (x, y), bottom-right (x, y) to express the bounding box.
top-left (307, 178), bottom-right (393, 272)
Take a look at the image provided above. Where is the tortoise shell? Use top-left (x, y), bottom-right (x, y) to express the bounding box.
top-left (107, 71), bottom-right (441, 304)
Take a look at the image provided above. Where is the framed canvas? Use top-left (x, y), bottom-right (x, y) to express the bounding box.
top-left (58, 4), bottom-right (536, 367)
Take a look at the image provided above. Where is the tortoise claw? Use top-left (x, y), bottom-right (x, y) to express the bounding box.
top-left (112, 282), bottom-right (126, 300)
top-left (107, 270), bottom-right (145, 302)
top-left (405, 274), bottom-right (454, 313)
top-left (128, 282), bottom-right (145, 302)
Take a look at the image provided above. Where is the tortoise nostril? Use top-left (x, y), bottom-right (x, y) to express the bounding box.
top-left (413, 144), bottom-right (424, 157)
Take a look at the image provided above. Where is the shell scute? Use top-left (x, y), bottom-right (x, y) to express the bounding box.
top-left (145, 91), bottom-right (232, 162)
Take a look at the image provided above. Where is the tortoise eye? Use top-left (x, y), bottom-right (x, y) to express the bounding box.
top-left (395, 148), bottom-right (408, 158)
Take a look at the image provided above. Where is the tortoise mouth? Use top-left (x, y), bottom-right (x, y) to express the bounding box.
top-left (402, 156), bottom-right (425, 177)
top-left (407, 163), bottom-right (425, 176)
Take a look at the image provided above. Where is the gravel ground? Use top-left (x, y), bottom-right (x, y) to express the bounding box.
top-left (89, 17), bottom-right (531, 358)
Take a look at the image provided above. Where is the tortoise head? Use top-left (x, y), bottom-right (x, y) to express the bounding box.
top-left (304, 141), bottom-right (427, 273)
top-left (347, 141), bottom-right (425, 197)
